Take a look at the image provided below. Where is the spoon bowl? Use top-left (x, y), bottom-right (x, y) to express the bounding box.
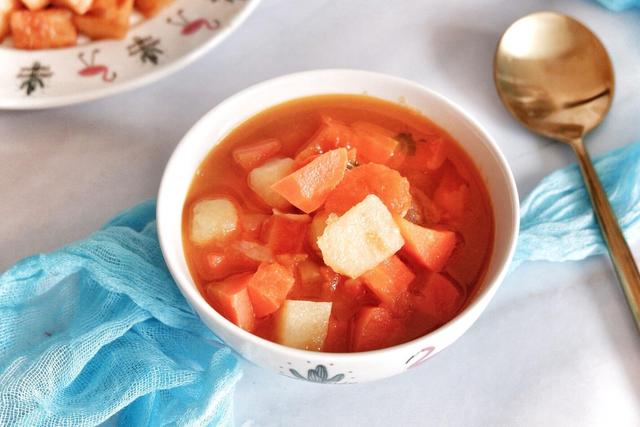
top-left (494, 11), bottom-right (614, 142)
top-left (494, 11), bottom-right (640, 331)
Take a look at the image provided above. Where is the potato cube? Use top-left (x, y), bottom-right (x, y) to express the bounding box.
top-left (0, 0), bottom-right (19, 41)
top-left (190, 198), bottom-right (238, 245)
top-left (134, 0), bottom-right (173, 17)
top-left (73, 0), bottom-right (133, 40)
top-left (275, 300), bottom-right (332, 351)
top-left (247, 157), bottom-right (294, 210)
top-left (20, 0), bottom-right (49, 11)
top-left (317, 194), bottom-right (404, 278)
top-left (51, 0), bottom-right (93, 14)
top-left (10, 9), bottom-right (77, 49)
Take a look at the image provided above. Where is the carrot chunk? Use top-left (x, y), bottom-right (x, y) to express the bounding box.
top-left (361, 255), bottom-right (415, 306)
top-left (271, 148), bottom-right (349, 213)
top-left (414, 273), bottom-right (463, 324)
top-left (351, 121), bottom-right (399, 164)
top-left (351, 306), bottom-right (401, 352)
top-left (294, 116), bottom-right (354, 166)
top-left (247, 262), bottom-right (295, 318)
top-left (324, 163), bottom-right (411, 215)
top-left (261, 213), bottom-right (311, 254)
top-left (396, 217), bottom-right (456, 272)
top-left (232, 138), bottom-right (282, 171)
top-left (323, 318), bottom-right (350, 352)
top-left (206, 273), bottom-right (255, 332)
top-left (433, 166), bottom-right (469, 221)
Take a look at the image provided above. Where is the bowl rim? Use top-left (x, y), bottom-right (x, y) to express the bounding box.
top-left (157, 68), bottom-right (520, 361)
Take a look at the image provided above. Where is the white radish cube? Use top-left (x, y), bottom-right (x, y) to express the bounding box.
top-left (317, 194), bottom-right (404, 278)
top-left (248, 157), bottom-right (294, 210)
top-left (276, 300), bottom-right (332, 351)
top-left (190, 198), bottom-right (238, 245)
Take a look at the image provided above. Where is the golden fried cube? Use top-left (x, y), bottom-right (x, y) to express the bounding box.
top-left (73, 0), bottom-right (132, 40)
top-left (10, 8), bottom-right (77, 49)
top-left (134, 0), bottom-right (173, 18)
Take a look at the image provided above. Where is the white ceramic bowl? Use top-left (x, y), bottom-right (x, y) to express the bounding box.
top-left (157, 69), bottom-right (519, 384)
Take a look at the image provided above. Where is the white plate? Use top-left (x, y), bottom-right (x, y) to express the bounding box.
top-left (0, 0), bottom-right (260, 110)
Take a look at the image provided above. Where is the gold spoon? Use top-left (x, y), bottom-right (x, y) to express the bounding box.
top-left (494, 11), bottom-right (640, 330)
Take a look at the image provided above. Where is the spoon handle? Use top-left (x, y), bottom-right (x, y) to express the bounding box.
top-left (570, 139), bottom-right (640, 330)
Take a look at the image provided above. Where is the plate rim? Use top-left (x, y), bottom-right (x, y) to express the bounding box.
top-left (0, 0), bottom-right (261, 110)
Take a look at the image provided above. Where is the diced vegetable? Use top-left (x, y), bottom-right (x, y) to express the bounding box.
top-left (324, 163), bottom-right (411, 216)
top-left (240, 213), bottom-right (269, 240)
top-left (433, 166), bottom-right (469, 221)
top-left (351, 121), bottom-right (399, 164)
top-left (424, 138), bottom-right (448, 170)
top-left (405, 185), bottom-right (441, 226)
top-left (0, 0), bottom-right (18, 42)
top-left (275, 300), bottom-right (332, 351)
top-left (134, 0), bottom-right (173, 17)
top-left (261, 212), bottom-right (311, 254)
top-left (190, 198), bottom-right (239, 245)
top-left (247, 262), bottom-right (295, 317)
top-left (271, 148), bottom-right (348, 213)
top-left (247, 157), bottom-right (294, 210)
top-left (351, 306), bottom-right (400, 352)
top-left (317, 195), bottom-right (404, 279)
top-left (206, 273), bottom-right (255, 332)
top-left (414, 273), bottom-right (463, 324)
top-left (361, 255), bottom-right (415, 306)
top-left (20, 0), bottom-right (48, 11)
top-left (297, 259), bottom-right (322, 286)
top-left (52, 0), bottom-right (93, 14)
top-left (197, 241), bottom-right (271, 282)
top-left (323, 318), bottom-right (350, 352)
top-left (396, 217), bottom-right (456, 272)
top-left (73, 0), bottom-right (133, 40)
top-left (294, 116), bottom-right (354, 166)
top-left (307, 210), bottom-right (330, 254)
top-left (232, 138), bottom-right (282, 171)
top-left (11, 9), bottom-right (77, 49)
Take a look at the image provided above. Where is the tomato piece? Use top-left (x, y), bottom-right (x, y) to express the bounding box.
top-left (324, 163), bottom-right (411, 215)
top-left (414, 272), bottom-right (463, 324)
top-left (361, 255), bottom-right (415, 306)
top-left (351, 306), bottom-right (401, 352)
top-left (261, 213), bottom-right (312, 254)
top-left (247, 262), bottom-right (296, 317)
top-left (232, 138), bottom-right (282, 171)
top-left (271, 148), bottom-right (349, 213)
top-left (294, 116), bottom-right (355, 166)
top-left (351, 121), bottom-right (399, 164)
top-left (196, 240), bottom-right (273, 281)
top-left (396, 217), bottom-right (456, 272)
top-left (240, 213), bottom-right (269, 240)
top-left (433, 166), bottom-right (469, 221)
top-left (323, 318), bottom-right (350, 352)
top-left (206, 273), bottom-right (255, 332)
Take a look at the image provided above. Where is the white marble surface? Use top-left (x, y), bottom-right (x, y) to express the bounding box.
top-left (2, 0), bottom-right (640, 425)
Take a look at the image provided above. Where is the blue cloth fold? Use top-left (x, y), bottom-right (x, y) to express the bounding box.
top-left (597, 0), bottom-right (640, 11)
top-left (1, 141), bottom-right (640, 426)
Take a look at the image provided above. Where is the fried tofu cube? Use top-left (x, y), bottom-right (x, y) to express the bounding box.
top-left (20, 0), bottom-right (49, 11)
top-left (51, 0), bottom-right (93, 14)
top-left (73, 0), bottom-right (133, 40)
top-left (134, 0), bottom-right (173, 17)
top-left (0, 0), bottom-right (19, 41)
top-left (10, 9), bottom-right (77, 49)
top-left (190, 198), bottom-right (239, 245)
top-left (247, 157), bottom-right (294, 210)
top-left (275, 300), bottom-right (332, 351)
top-left (317, 194), bottom-right (404, 278)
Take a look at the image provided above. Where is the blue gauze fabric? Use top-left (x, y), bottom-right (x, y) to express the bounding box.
top-left (1, 141), bottom-right (640, 426)
top-left (596, 0), bottom-right (640, 11)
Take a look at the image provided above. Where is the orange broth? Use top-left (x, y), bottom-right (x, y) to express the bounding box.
top-left (182, 94), bottom-right (494, 352)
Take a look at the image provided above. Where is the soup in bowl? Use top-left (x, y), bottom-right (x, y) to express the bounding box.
top-left (157, 70), bottom-right (519, 383)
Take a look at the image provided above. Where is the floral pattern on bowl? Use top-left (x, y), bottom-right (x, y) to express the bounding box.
top-left (0, 0), bottom-right (260, 109)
